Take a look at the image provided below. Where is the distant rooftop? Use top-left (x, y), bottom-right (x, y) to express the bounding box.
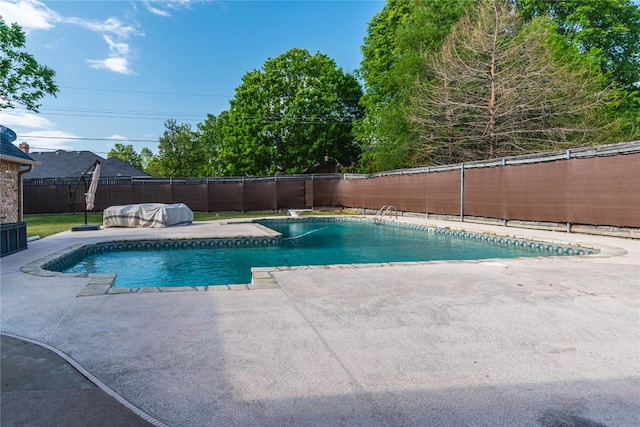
top-left (0, 139), bottom-right (38, 165)
top-left (26, 150), bottom-right (151, 179)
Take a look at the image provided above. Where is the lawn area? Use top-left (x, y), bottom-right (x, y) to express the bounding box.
top-left (24, 209), bottom-right (355, 238)
top-left (23, 212), bottom-right (277, 239)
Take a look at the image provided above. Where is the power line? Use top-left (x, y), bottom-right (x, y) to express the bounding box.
top-left (40, 111), bottom-right (203, 121)
top-left (23, 135), bottom-right (159, 143)
top-left (29, 146), bottom-right (112, 155)
top-left (59, 86), bottom-right (234, 98)
top-left (40, 106), bottom-right (206, 116)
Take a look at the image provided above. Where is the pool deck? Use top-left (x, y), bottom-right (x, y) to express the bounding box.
top-left (1, 216), bottom-right (639, 426)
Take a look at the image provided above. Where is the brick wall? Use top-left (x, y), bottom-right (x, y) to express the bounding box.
top-left (1, 161), bottom-right (19, 224)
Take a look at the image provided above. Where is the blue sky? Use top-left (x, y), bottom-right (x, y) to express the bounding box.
top-left (0, 0), bottom-right (384, 157)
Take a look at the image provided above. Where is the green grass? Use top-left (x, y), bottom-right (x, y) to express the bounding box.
top-left (24, 209), bottom-right (357, 238)
top-left (24, 213), bottom-right (105, 239)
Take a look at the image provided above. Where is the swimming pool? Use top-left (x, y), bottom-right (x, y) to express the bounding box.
top-left (55, 218), bottom-right (594, 288)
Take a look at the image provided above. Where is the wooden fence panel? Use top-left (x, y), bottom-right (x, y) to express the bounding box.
top-left (131, 184), bottom-right (173, 205)
top-left (244, 181), bottom-right (276, 211)
top-left (304, 181), bottom-right (313, 208)
top-left (503, 162), bottom-right (567, 222)
top-left (464, 167), bottom-right (505, 219)
top-left (567, 154), bottom-right (640, 227)
top-left (21, 149), bottom-right (640, 227)
top-left (311, 180), bottom-right (341, 207)
top-left (209, 183), bottom-right (243, 212)
top-left (276, 180), bottom-right (305, 209)
top-left (96, 184), bottom-right (132, 210)
top-left (397, 174), bottom-right (428, 213)
top-left (172, 184), bottom-right (208, 211)
top-left (425, 170), bottom-right (460, 216)
top-left (24, 185), bottom-right (68, 214)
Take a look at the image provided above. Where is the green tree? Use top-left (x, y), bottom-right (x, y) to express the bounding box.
top-left (140, 147), bottom-right (154, 170)
top-left (0, 18), bottom-right (58, 112)
top-left (197, 111), bottom-right (229, 176)
top-left (516, 0), bottom-right (640, 91)
top-left (107, 143), bottom-right (143, 169)
top-left (219, 48), bottom-right (363, 176)
top-left (155, 119), bottom-right (208, 177)
top-left (409, 0), bottom-right (624, 165)
top-left (357, 0), bottom-right (472, 172)
top-left (143, 156), bottom-right (162, 177)
top-left (517, 0), bottom-right (640, 134)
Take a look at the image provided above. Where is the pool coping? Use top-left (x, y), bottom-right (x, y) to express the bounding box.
top-left (19, 216), bottom-right (625, 297)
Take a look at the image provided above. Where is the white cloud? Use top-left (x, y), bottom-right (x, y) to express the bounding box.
top-left (104, 35), bottom-right (130, 56)
top-left (86, 34), bottom-right (134, 75)
top-left (143, 1), bottom-right (171, 17)
top-left (0, 0), bottom-right (143, 75)
top-left (0, 109), bottom-right (75, 151)
top-left (87, 57), bottom-right (133, 75)
top-left (16, 130), bottom-right (77, 151)
top-left (0, 0), bottom-right (59, 32)
top-left (0, 109), bottom-right (55, 129)
top-left (143, 0), bottom-right (202, 16)
top-left (65, 16), bottom-right (142, 39)
top-left (70, 17), bottom-right (141, 75)
top-left (108, 134), bottom-right (127, 140)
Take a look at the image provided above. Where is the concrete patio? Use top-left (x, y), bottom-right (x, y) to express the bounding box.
top-left (1, 217), bottom-right (639, 426)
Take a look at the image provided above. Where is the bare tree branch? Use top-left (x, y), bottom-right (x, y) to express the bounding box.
top-left (409, 0), bottom-right (621, 165)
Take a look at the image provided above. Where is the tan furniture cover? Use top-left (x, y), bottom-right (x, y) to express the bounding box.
top-left (103, 203), bottom-right (194, 228)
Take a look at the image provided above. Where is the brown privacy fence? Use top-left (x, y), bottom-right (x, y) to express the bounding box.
top-left (24, 175), bottom-right (340, 216)
top-left (24, 142), bottom-right (640, 228)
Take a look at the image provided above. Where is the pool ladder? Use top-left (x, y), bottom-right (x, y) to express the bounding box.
top-left (374, 205), bottom-right (398, 224)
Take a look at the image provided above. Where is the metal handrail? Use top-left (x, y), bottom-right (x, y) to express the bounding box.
top-left (374, 205), bottom-right (397, 223)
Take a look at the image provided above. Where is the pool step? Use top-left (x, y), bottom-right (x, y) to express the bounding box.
top-left (249, 268), bottom-right (280, 289)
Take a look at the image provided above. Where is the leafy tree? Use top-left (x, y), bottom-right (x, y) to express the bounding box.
top-left (107, 143), bottom-right (143, 169)
top-left (516, 0), bottom-right (640, 91)
top-left (155, 119), bottom-right (208, 177)
top-left (139, 147), bottom-right (154, 170)
top-left (0, 18), bottom-right (58, 112)
top-left (356, 0), bottom-right (472, 172)
top-left (197, 111), bottom-right (229, 176)
top-left (219, 48), bottom-right (363, 176)
top-left (143, 156), bottom-right (162, 177)
top-left (516, 0), bottom-right (640, 134)
top-left (409, 0), bottom-right (624, 165)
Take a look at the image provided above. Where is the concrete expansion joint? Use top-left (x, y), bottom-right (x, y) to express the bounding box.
top-left (279, 286), bottom-right (395, 427)
top-left (2, 333), bottom-right (170, 427)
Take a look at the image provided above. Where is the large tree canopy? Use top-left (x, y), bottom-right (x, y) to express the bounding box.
top-left (155, 119), bottom-right (209, 177)
top-left (516, 0), bottom-right (640, 91)
top-left (107, 143), bottom-right (143, 170)
top-left (0, 18), bottom-right (58, 112)
top-left (218, 48), bottom-right (363, 176)
top-left (198, 111), bottom-right (229, 176)
top-left (357, 0), bottom-right (639, 171)
top-left (356, 0), bottom-right (472, 172)
top-left (409, 0), bottom-right (624, 165)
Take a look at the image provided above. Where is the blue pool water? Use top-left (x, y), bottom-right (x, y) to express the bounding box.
top-left (61, 219), bottom-right (583, 288)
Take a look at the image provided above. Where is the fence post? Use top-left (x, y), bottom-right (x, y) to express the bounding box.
top-left (502, 158), bottom-right (507, 226)
top-left (566, 149), bottom-right (571, 231)
top-left (460, 163), bottom-right (465, 222)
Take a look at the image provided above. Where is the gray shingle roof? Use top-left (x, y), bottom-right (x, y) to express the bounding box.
top-left (26, 150), bottom-right (151, 179)
top-left (0, 139), bottom-right (37, 164)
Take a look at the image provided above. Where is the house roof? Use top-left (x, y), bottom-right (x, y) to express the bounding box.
top-left (0, 139), bottom-right (38, 166)
top-left (26, 150), bottom-right (151, 179)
